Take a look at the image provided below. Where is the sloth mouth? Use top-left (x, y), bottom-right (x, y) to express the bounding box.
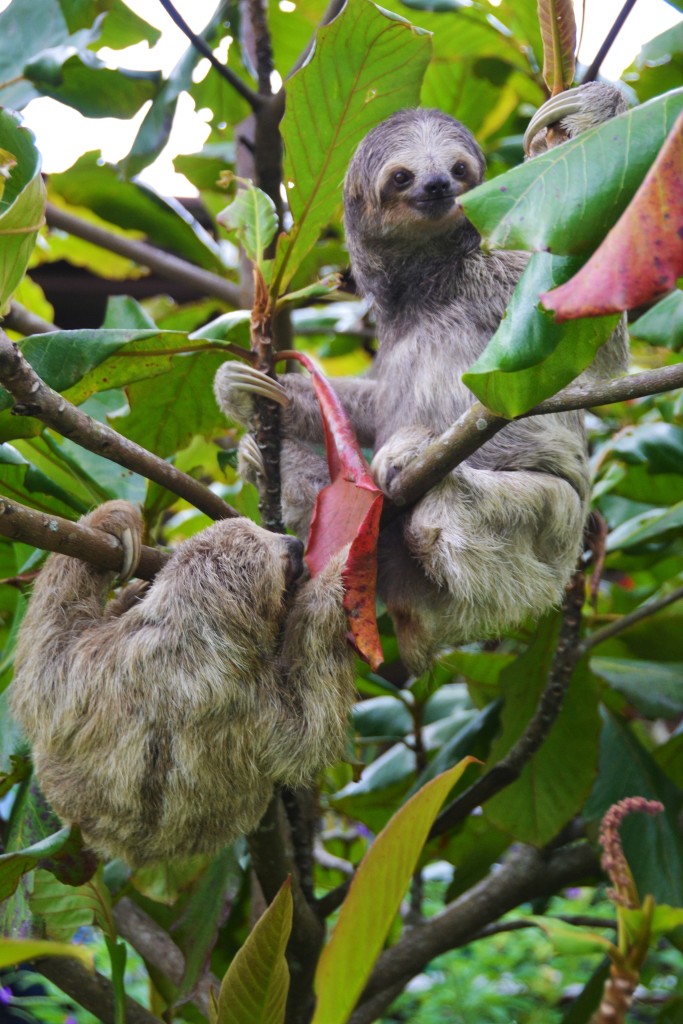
top-left (411, 195), bottom-right (459, 220)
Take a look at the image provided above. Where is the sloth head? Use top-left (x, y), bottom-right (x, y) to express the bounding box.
top-left (343, 108), bottom-right (485, 246)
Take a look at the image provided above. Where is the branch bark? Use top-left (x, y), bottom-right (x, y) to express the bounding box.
top-left (32, 956), bottom-right (161, 1024)
top-left (45, 203), bottom-right (242, 307)
top-left (430, 569), bottom-right (586, 839)
top-left (0, 331), bottom-right (238, 522)
top-left (349, 841), bottom-right (600, 1024)
top-left (0, 497), bottom-right (167, 579)
top-left (581, 582), bottom-right (683, 653)
top-left (387, 363), bottom-right (683, 513)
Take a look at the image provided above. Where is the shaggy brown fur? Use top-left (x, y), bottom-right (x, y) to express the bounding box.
top-left (215, 84), bottom-right (629, 673)
top-left (11, 501), bottom-right (356, 865)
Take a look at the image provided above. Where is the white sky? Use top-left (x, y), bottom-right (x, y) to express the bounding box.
top-left (3, 0), bottom-right (681, 195)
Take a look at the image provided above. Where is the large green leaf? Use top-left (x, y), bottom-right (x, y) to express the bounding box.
top-left (584, 712), bottom-right (683, 906)
top-left (606, 500), bottom-right (683, 550)
top-left (312, 759), bottom-right (474, 1024)
top-left (624, 22), bottom-right (683, 104)
top-left (30, 869), bottom-right (115, 942)
top-left (462, 252), bottom-right (619, 416)
top-left (610, 423), bottom-right (683, 473)
top-left (484, 617), bottom-right (601, 846)
top-left (214, 878), bottom-right (292, 1024)
top-left (110, 350), bottom-right (227, 458)
top-left (24, 46), bottom-right (159, 118)
top-left (460, 89), bottom-right (683, 255)
top-left (0, 110), bottom-right (45, 314)
top-left (272, 0), bottom-right (431, 295)
top-left (0, 443), bottom-right (87, 517)
top-left (49, 154), bottom-right (227, 272)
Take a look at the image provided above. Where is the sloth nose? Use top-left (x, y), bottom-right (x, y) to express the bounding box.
top-left (423, 174), bottom-right (451, 197)
top-left (284, 536), bottom-right (305, 586)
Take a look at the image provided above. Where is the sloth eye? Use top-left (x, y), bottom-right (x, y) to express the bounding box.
top-left (392, 170), bottom-right (413, 188)
top-left (452, 162), bottom-right (467, 177)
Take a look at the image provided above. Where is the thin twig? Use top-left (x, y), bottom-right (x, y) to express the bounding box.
top-left (429, 570), bottom-right (586, 840)
top-left (156, 0), bottom-right (262, 110)
top-left (46, 204), bottom-right (242, 307)
top-left (581, 583), bottom-right (683, 653)
top-left (0, 497), bottom-right (167, 579)
top-left (0, 331), bottom-right (238, 522)
top-left (581, 0), bottom-right (639, 83)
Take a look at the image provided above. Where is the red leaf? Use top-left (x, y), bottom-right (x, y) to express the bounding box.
top-left (277, 351), bottom-right (384, 669)
top-left (541, 113), bottom-right (683, 320)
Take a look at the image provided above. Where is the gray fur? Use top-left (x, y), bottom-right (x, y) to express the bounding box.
top-left (216, 89), bottom-right (629, 673)
top-left (11, 501), bottom-right (356, 865)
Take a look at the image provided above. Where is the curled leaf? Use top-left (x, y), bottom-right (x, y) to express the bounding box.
top-left (277, 351), bottom-right (383, 669)
top-left (538, 0), bottom-right (577, 96)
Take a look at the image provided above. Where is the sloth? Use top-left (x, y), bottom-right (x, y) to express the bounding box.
top-left (10, 501), bottom-right (356, 865)
top-left (215, 83), bottom-right (629, 673)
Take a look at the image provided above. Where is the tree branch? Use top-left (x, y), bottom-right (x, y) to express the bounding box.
top-left (247, 0), bottom-right (275, 96)
top-left (581, 583), bottom-right (683, 653)
top-left (429, 570), bottom-right (586, 840)
top-left (0, 331), bottom-right (237, 523)
top-left (0, 497), bottom-right (166, 579)
top-left (581, 0), bottom-right (639, 84)
top-left (113, 897), bottom-right (219, 1017)
top-left (3, 302), bottom-right (58, 337)
top-left (349, 841), bottom-right (600, 1024)
top-left (45, 203), bottom-right (242, 307)
top-left (157, 0), bottom-right (262, 110)
top-left (387, 363), bottom-right (683, 512)
top-left (33, 956), bottom-right (162, 1024)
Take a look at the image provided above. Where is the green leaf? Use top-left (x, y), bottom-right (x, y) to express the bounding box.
top-left (484, 619), bottom-right (601, 846)
top-left (312, 758), bottom-right (474, 1024)
top-left (538, 0), bottom-right (576, 94)
top-left (610, 423), bottom-right (683, 474)
top-left (0, 828), bottom-right (71, 901)
top-left (110, 350), bottom-right (227, 458)
top-left (0, 443), bottom-right (86, 517)
top-left (0, 937), bottom-right (92, 968)
top-left (96, 0), bottom-right (161, 49)
top-left (30, 869), bottom-right (114, 942)
top-left (630, 289), bottom-right (683, 349)
top-left (215, 878), bottom-right (292, 1024)
top-left (462, 252), bottom-right (619, 416)
top-left (218, 183), bottom-right (278, 267)
top-left (584, 712), bottom-right (683, 906)
top-left (592, 658), bottom-right (683, 719)
top-left (460, 89), bottom-right (683, 255)
top-left (606, 500), bottom-right (683, 551)
top-left (624, 22), bottom-right (683, 104)
top-left (527, 915), bottom-right (614, 957)
top-left (24, 47), bottom-right (160, 118)
top-left (0, 110), bottom-right (46, 314)
top-left (49, 154), bottom-right (227, 272)
top-left (272, 0), bottom-right (431, 294)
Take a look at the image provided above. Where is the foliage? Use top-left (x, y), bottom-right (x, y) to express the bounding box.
top-left (0, 1), bottom-right (682, 1023)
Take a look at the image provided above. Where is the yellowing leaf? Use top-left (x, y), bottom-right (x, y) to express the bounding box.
top-left (313, 759), bottom-right (476, 1024)
top-left (0, 937), bottom-right (92, 969)
top-left (215, 877), bottom-right (293, 1024)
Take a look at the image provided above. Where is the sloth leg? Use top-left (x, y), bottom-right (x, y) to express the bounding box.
top-left (237, 434), bottom-right (330, 540)
top-left (386, 468), bottom-right (585, 671)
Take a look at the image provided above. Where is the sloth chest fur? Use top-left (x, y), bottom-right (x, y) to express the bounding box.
top-left (374, 313), bottom-right (490, 447)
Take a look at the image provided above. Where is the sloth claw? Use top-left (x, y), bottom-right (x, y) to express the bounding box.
top-left (238, 433), bottom-right (266, 482)
top-left (118, 526), bottom-right (141, 584)
top-left (523, 92), bottom-right (585, 156)
top-left (219, 364), bottom-right (289, 407)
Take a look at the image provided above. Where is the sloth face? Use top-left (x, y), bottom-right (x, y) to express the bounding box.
top-left (344, 108), bottom-right (486, 241)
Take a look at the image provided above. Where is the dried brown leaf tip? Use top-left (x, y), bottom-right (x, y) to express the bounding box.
top-left (598, 797), bottom-right (664, 908)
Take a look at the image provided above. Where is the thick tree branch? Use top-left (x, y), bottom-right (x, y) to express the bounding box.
top-left (157, 0), bottom-right (262, 110)
top-left (349, 841), bottom-right (600, 1024)
top-left (0, 497), bottom-right (166, 579)
top-left (388, 363), bottom-right (683, 512)
top-left (45, 204), bottom-right (242, 307)
top-left (3, 302), bottom-right (57, 337)
top-left (582, 583), bottom-right (683, 653)
top-left (33, 956), bottom-right (161, 1024)
top-left (247, 0), bottom-right (275, 96)
top-left (0, 331), bottom-right (237, 522)
top-left (430, 570), bottom-right (586, 839)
